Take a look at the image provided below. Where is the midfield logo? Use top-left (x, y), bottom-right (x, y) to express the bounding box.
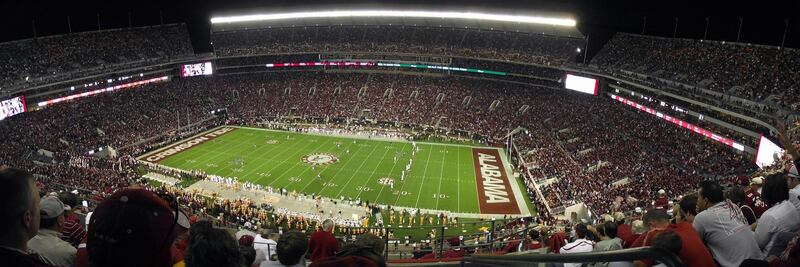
top-left (301, 153), bottom-right (340, 166)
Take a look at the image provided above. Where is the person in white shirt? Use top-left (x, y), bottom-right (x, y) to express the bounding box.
top-left (787, 165), bottom-right (800, 213)
top-left (254, 231), bottom-right (279, 262)
top-left (27, 196), bottom-right (76, 267)
top-left (754, 173), bottom-right (800, 256)
top-left (694, 180), bottom-right (763, 266)
top-left (560, 223), bottom-right (595, 267)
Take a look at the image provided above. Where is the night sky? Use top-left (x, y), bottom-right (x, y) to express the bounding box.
top-left (2, 0), bottom-right (799, 55)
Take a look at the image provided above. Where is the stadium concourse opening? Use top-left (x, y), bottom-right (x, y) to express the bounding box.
top-left (138, 125), bottom-right (531, 217)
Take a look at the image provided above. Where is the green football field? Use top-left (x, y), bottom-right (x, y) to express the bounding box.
top-left (144, 126), bottom-right (531, 215)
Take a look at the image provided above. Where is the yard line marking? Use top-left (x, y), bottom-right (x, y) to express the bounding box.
top-left (435, 148), bottom-right (447, 210)
top-left (262, 134), bottom-right (332, 187)
top-left (333, 141), bottom-right (382, 197)
top-left (353, 143), bottom-right (394, 200)
top-left (457, 147), bottom-right (461, 212)
top-left (296, 138), bottom-right (361, 193)
top-left (171, 130), bottom-right (264, 174)
top-left (372, 143), bottom-right (410, 204)
top-left (194, 131), bottom-right (286, 175)
top-left (299, 137), bottom-right (367, 197)
top-left (413, 145), bottom-right (434, 208)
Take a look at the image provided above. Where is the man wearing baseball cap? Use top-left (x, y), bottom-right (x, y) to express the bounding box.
top-left (27, 196), bottom-right (77, 267)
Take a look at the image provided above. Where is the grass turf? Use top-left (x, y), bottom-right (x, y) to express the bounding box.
top-left (157, 127), bottom-right (503, 214)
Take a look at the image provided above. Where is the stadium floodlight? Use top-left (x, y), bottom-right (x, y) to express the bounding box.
top-left (210, 10), bottom-right (577, 27)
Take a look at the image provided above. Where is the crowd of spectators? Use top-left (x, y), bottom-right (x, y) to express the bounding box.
top-left (592, 33), bottom-right (800, 109)
top-left (0, 24), bottom-right (193, 90)
top-left (2, 69), bottom-right (800, 266)
top-left (212, 26), bottom-right (583, 67)
top-left (1, 71), bottom-right (766, 220)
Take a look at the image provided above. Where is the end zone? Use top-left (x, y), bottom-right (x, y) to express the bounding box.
top-left (137, 127), bottom-right (237, 163)
top-left (472, 148), bottom-right (528, 215)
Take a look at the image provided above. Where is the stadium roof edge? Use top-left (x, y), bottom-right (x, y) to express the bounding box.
top-left (209, 10), bottom-right (582, 38)
top-left (211, 10), bottom-right (576, 26)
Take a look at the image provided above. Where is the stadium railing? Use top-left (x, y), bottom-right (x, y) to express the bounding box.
top-left (462, 247), bottom-right (685, 267)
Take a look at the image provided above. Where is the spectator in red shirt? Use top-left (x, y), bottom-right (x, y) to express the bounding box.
top-left (545, 228), bottom-right (567, 253)
top-left (613, 212), bottom-right (635, 248)
top-left (633, 209), bottom-right (715, 267)
top-left (309, 219), bottom-right (339, 262)
top-left (654, 189), bottom-right (669, 210)
top-left (57, 193), bottom-right (85, 248)
top-left (745, 176), bottom-right (770, 217)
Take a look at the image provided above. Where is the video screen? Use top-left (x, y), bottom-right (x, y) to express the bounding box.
top-left (565, 74), bottom-right (598, 95)
top-left (0, 96), bottom-right (26, 121)
top-left (755, 135), bottom-right (785, 168)
top-left (181, 62), bottom-right (214, 77)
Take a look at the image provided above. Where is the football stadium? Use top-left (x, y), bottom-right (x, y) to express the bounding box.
top-left (1, 1), bottom-right (799, 266)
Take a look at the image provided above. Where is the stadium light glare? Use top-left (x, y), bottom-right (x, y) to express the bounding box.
top-left (210, 10), bottom-right (576, 27)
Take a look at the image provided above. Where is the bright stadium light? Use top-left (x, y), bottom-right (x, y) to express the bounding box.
top-left (210, 10), bottom-right (577, 27)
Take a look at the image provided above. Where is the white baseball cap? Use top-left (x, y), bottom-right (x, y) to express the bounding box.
top-left (789, 165), bottom-right (799, 179)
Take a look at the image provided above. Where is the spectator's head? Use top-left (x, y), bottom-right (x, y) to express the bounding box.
top-left (239, 244), bottom-right (256, 267)
top-left (631, 220), bottom-right (646, 235)
top-left (651, 231), bottom-right (682, 257)
top-left (276, 231), bottom-right (308, 266)
top-left (322, 219), bottom-right (334, 232)
top-left (726, 187), bottom-right (746, 205)
top-left (0, 167), bottom-right (39, 250)
top-left (676, 195), bottom-right (698, 223)
top-left (761, 173), bottom-right (790, 207)
top-left (697, 180), bottom-right (724, 212)
top-left (750, 176), bottom-right (764, 190)
top-left (354, 233), bottom-right (385, 256)
top-left (335, 233), bottom-right (387, 267)
top-left (58, 192), bottom-right (79, 214)
top-left (598, 221), bottom-right (618, 239)
top-left (642, 209), bottom-right (670, 230)
top-left (529, 229), bottom-right (541, 241)
top-left (87, 188), bottom-right (179, 267)
top-left (185, 220), bottom-right (241, 267)
top-left (39, 196), bottom-right (67, 231)
top-left (574, 223), bottom-right (589, 239)
top-left (613, 212), bottom-right (626, 225)
top-left (788, 165), bottom-right (799, 189)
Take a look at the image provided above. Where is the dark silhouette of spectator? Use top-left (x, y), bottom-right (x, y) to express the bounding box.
top-left (268, 231), bottom-right (308, 267)
top-left (87, 188), bottom-right (180, 267)
top-left (183, 220), bottom-right (241, 267)
top-left (0, 167), bottom-right (55, 267)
